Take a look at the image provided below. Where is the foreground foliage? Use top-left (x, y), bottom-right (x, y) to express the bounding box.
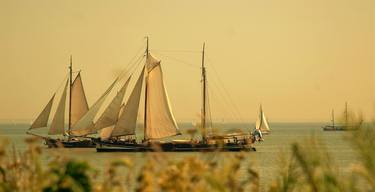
top-left (0, 121), bottom-right (374, 191)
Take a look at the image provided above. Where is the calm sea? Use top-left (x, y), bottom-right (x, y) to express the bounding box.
top-left (0, 122), bottom-right (357, 191)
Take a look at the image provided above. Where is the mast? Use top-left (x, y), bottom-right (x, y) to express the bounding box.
top-left (259, 104), bottom-right (263, 128)
top-left (201, 43), bottom-right (207, 142)
top-left (345, 102), bottom-right (348, 126)
top-left (144, 37), bottom-right (149, 142)
top-left (331, 109), bottom-right (335, 127)
top-left (68, 55), bottom-right (73, 139)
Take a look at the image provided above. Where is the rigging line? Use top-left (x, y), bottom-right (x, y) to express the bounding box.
top-left (205, 64), bottom-right (242, 122)
top-left (113, 57), bottom-right (145, 100)
top-left (153, 50), bottom-right (198, 68)
top-left (208, 86), bottom-right (232, 122)
top-left (150, 49), bottom-right (201, 53)
top-left (203, 59), bottom-right (241, 122)
top-left (53, 73), bottom-right (69, 95)
top-left (129, 55), bottom-right (146, 76)
top-left (117, 56), bottom-right (145, 102)
top-left (208, 80), bottom-right (241, 122)
top-left (117, 43), bottom-right (146, 79)
top-left (205, 55), bottom-right (245, 122)
top-left (118, 54), bottom-right (145, 81)
top-left (205, 81), bottom-right (213, 132)
top-left (116, 55), bottom-right (145, 91)
top-left (151, 51), bottom-right (200, 70)
top-left (118, 50), bottom-right (145, 81)
top-left (210, 75), bottom-right (243, 122)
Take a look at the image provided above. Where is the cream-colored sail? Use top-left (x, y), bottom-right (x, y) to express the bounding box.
top-left (255, 105), bottom-right (270, 133)
top-left (29, 94), bottom-right (55, 129)
top-left (112, 68), bottom-right (145, 137)
top-left (145, 54), bottom-right (180, 139)
top-left (49, 80), bottom-right (69, 135)
top-left (70, 79), bottom-right (117, 136)
top-left (91, 76), bottom-right (131, 133)
top-left (70, 72), bottom-right (89, 126)
top-left (100, 126), bottom-right (114, 140)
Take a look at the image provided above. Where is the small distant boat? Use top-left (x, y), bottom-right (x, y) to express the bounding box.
top-left (27, 57), bottom-right (117, 148)
top-left (322, 102), bottom-right (354, 131)
top-left (96, 38), bottom-right (257, 152)
top-left (255, 104), bottom-right (271, 134)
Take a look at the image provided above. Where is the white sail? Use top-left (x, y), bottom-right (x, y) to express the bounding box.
top-left (145, 54), bottom-right (180, 139)
top-left (262, 113), bottom-right (270, 131)
top-left (91, 76), bottom-right (131, 133)
top-left (111, 68), bottom-right (145, 137)
top-left (255, 105), bottom-right (270, 133)
top-left (70, 72), bottom-right (89, 126)
top-left (30, 94), bottom-right (55, 129)
top-left (255, 118), bottom-right (260, 129)
top-left (70, 79), bottom-right (117, 136)
top-left (49, 80), bottom-right (69, 135)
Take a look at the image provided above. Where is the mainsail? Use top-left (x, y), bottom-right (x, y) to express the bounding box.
top-left (29, 94), bottom-right (55, 129)
top-left (70, 79), bottom-right (117, 136)
top-left (145, 54), bottom-right (180, 139)
top-left (49, 80), bottom-right (69, 135)
top-left (90, 76), bottom-right (131, 133)
top-left (70, 72), bottom-right (89, 126)
top-left (111, 68), bottom-right (145, 137)
top-left (255, 105), bottom-right (270, 133)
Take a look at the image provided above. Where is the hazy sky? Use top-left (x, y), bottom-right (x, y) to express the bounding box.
top-left (1, 0), bottom-right (374, 122)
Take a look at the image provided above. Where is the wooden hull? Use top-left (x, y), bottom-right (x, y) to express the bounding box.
top-left (95, 140), bottom-right (256, 152)
top-left (44, 138), bottom-right (95, 148)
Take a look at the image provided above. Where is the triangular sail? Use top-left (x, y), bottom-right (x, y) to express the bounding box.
top-left (261, 112), bottom-right (270, 131)
top-left (111, 68), bottom-right (145, 137)
top-left (255, 105), bottom-right (270, 132)
top-left (49, 80), bottom-right (69, 135)
top-left (70, 72), bottom-right (89, 126)
top-left (91, 76), bottom-right (131, 133)
top-left (70, 79), bottom-right (117, 136)
top-left (30, 94), bottom-right (55, 129)
top-left (145, 54), bottom-right (180, 139)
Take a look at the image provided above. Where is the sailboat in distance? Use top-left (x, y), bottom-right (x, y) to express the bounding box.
top-left (322, 102), bottom-right (356, 131)
top-left (27, 56), bottom-right (117, 148)
top-left (255, 104), bottom-right (271, 134)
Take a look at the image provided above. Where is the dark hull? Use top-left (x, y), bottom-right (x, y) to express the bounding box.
top-left (44, 138), bottom-right (95, 148)
top-left (322, 125), bottom-right (354, 131)
top-left (95, 141), bottom-right (256, 152)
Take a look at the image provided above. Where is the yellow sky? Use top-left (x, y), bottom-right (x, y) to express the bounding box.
top-left (0, 0), bottom-right (374, 122)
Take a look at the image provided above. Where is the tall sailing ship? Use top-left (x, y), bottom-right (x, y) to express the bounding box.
top-left (27, 57), bottom-right (117, 148)
top-left (95, 38), bottom-right (257, 152)
top-left (322, 102), bottom-right (354, 131)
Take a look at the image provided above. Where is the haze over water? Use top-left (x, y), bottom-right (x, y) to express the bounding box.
top-left (1, 0), bottom-right (374, 123)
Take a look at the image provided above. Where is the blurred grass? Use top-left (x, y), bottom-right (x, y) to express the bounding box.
top-left (0, 114), bottom-right (374, 191)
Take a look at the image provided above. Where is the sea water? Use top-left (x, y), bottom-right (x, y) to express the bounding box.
top-left (0, 122), bottom-right (357, 191)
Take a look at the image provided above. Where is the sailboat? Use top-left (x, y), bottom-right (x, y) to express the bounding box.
top-left (95, 37), bottom-right (181, 151)
top-left (255, 104), bottom-right (271, 134)
top-left (27, 57), bottom-right (117, 148)
top-left (96, 39), bottom-right (257, 152)
top-left (322, 102), bottom-right (354, 131)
